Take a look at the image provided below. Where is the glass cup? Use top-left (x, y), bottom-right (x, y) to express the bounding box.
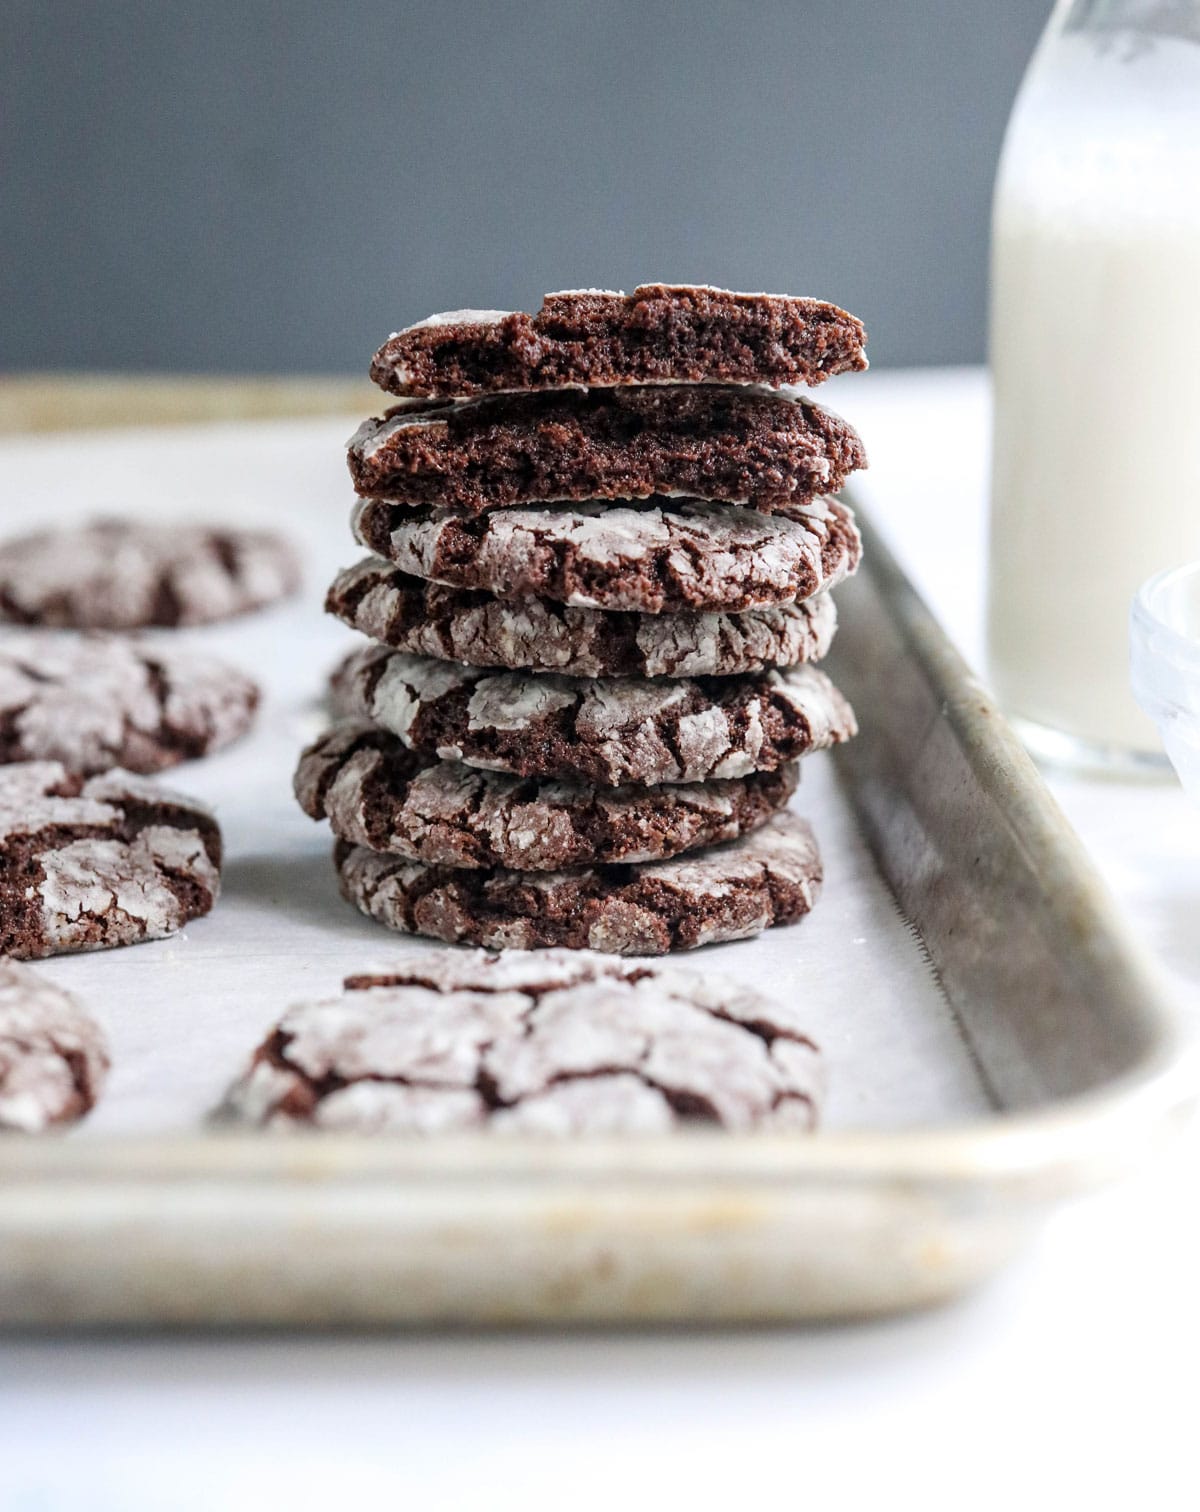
top-left (1130, 562), bottom-right (1200, 803)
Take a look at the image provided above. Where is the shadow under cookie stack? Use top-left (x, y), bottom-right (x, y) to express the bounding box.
top-left (299, 284), bottom-right (868, 955)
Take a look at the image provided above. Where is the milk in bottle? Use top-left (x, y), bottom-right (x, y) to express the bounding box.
top-left (988, 0), bottom-right (1200, 769)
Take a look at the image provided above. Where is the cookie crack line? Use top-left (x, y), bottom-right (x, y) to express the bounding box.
top-left (243, 1045), bottom-right (732, 1123)
top-left (342, 958), bottom-right (668, 999)
top-left (252, 1041), bottom-right (718, 1119)
top-left (245, 1028), bottom-right (499, 1108)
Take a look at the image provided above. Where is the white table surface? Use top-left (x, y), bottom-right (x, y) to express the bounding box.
top-left (1, 369), bottom-right (1197, 1512)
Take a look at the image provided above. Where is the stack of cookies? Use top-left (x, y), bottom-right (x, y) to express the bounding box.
top-left (300, 284), bottom-right (868, 955)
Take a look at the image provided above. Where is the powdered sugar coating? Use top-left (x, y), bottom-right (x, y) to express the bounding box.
top-left (334, 810), bottom-right (823, 955)
top-left (352, 495), bottom-right (860, 613)
top-left (331, 646), bottom-right (857, 788)
top-left (36, 826), bottom-right (216, 949)
top-left (345, 408), bottom-right (452, 452)
top-left (400, 309), bottom-right (510, 332)
top-left (294, 720), bottom-right (797, 870)
top-left (0, 761), bottom-right (222, 959)
top-left (326, 556), bottom-right (838, 678)
top-left (0, 519), bottom-right (300, 629)
top-left (0, 634), bottom-right (258, 775)
top-left (465, 676), bottom-right (577, 733)
top-left (0, 960), bottom-right (110, 1131)
top-left (217, 946), bottom-right (822, 1131)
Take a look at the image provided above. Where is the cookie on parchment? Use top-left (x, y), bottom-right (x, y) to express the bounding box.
top-left (334, 810), bottom-right (822, 955)
top-left (0, 634), bottom-right (258, 775)
top-left (216, 947), bottom-right (822, 1133)
top-left (295, 720), bottom-right (798, 871)
top-left (326, 557), bottom-right (838, 679)
top-left (330, 647), bottom-right (857, 789)
top-left (370, 284), bottom-right (867, 398)
top-left (0, 519), bottom-right (300, 629)
top-left (0, 960), bottom-right (110, 1131)
top-left (351, 495), bottom-right (860, 614)
top-left (0, 761), bottom-right (222, 959)
top-left (347, 386), bottom-right (866, 514)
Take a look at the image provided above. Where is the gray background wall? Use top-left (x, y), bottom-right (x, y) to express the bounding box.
top-left (2, 0), bottom-right (1049, 374)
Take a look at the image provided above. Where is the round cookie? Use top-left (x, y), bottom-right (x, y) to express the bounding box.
top-left (0, 519), bottom-right (301, 629)
top-left (351, 495), bottom-right (860, 614)
top-left (326, 557), bottom-right (838, 678)
top-left (370, 284), bottom-right (867, 398)
top-left (216, 946), bottom-right (822, 1133)
top-left (0, 960), bottom-right (110, 1131)
top-left (346, 385), bottom-right (867, 514)
top-left (295, 720), bottom-right (799, 871)
top-left (0, 634), bottom-right (259, 775)
top-left (330, 646), bottom-right (857, 789)
top-left (0, 761), bottom-right (222, 959)
top-left (334, 809), bottom-right (822, 956)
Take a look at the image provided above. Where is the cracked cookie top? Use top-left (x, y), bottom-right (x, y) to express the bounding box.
top-left (0, 959), bottom-right (110, 1130)
top-left (335, 809), bottom-right (823, 955)
top-left (326, 556), bottom-right (838, 678)
top-left (351, 495), bottom-right (860, 614)
top-left (330, 646), bottom-right (857, 788)
top-left (0, 519), bottom-right (301, 629)
top-left (216, 945), bottom-right (822, 1133)
top-left (0, 633), bottom-right (258, 774)
top-left (295, 719), bottom-right (798, 870)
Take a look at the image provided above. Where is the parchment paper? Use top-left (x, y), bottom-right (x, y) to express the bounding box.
top-left (0, 417), bottom-right (990, 1133)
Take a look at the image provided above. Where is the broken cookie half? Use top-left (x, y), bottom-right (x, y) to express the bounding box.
top-left (0, 761), bottom-right (222, 959)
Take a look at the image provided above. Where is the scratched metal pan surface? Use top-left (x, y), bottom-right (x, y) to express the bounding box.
top-left (0, 502), bottom-right (1193, 1329)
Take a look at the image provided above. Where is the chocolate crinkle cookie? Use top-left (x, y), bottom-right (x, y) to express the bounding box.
top-left (295, 720), bottom-right (798, 871)
top-left (351, 495), bottom-right (860, 614)
top-left (334, 810), bottom-right (822, 955)
top-left (216, 946), bottom-right (822, 1132)
top-left (0, 634), bottom-right (258, 775)
top-left (0, 959), bottom-right (110, 1131)
top-left (0, 761), bottom-right (222, 959)
top-left (347, 385), bottom-right (866, 514)
top-left (0, 519), bottom-right (301, 629)
top-left (369, 284), bottom-right (867, 398)
top-left (326, 556), bottom-right (838, 678)
top-left (330, 646), bottom-right (857, 788)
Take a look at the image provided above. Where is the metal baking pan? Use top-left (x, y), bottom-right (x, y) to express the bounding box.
top-left (0, 501), bottom-right (1193, 1328)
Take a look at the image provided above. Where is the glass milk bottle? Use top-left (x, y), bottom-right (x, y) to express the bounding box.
top-left (987, 0), bottom-right (1200, 772)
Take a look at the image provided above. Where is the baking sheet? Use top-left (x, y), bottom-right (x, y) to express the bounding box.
top-left (0, 416), bottom-right (989, 1135)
